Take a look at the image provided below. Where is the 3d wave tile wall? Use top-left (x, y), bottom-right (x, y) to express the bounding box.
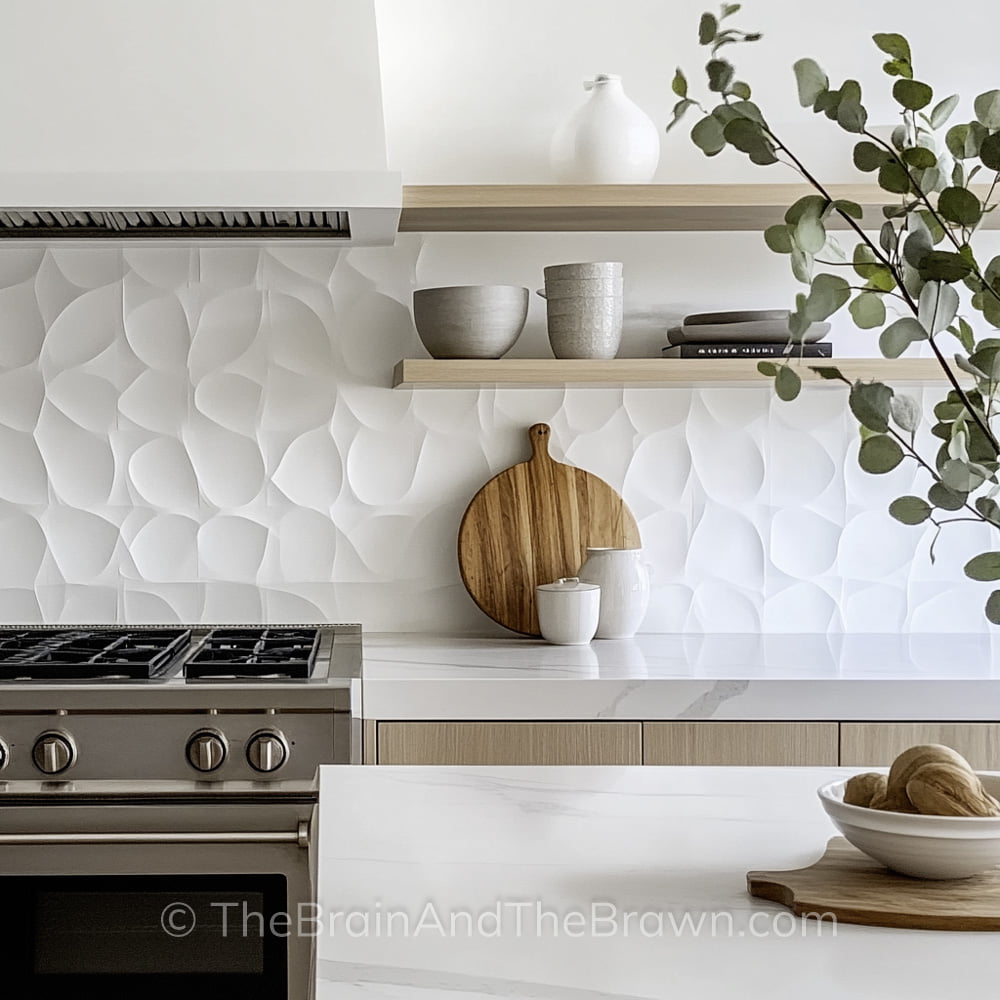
top-left (0, 242), bottom-right (990, 632)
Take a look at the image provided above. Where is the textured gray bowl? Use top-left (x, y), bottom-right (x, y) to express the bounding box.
top-left (413, 285), bottom-right (529, 359)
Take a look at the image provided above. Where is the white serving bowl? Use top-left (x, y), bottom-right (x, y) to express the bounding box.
top-left (412, 285), bottom-right (529, 359)
top-left (818, 773), bottom-right (1000, 879)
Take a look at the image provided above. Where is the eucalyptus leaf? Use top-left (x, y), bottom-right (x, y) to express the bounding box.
top-left (918, 250), bottom-right (974, 283)
top-left (672, 68), bottom-right (688, 98)
top-left (964, 551), bottom-right (1000, 582)
top-left (985, 591), bottom-right (1000, 625)
top-left (946, 122), bottom-right (987, 159)
top-left (902, 146), bottom-right (936, 169)
top-left (757, 361), bottom-right (779, 377)
top-left (804, 273), bottom-right (850, 321)
top-left (954, 353), bottom-right (988, 379)
top-left (763, 224), bottom-right (794, 254)
top-left (890, 393), bottom-right (921, 433)
top-left (720, 3), bottom-right (742, 18)
top-left (707, 58), bottom-right (735, 93)
top-left (854, 140), bottom-right (889, 172)
top-left (893, 79), bottom-right (933, 112)
top-left (917, 281), bottom-right (960, 335)
top-left (928, 482), bottom-right (967, 510)
top-left (889, 496), bottom-right (932, 524)
top-left (974, 90), bottom-right (1000, 130)
top-left (981, 132), bottom-right (1000, 171)
top-left (796, 211), bottom-right (826, 255)
top-left (833, 199), bottom-right (864, 220)
top-left (722, 117), bottom-right (778, 164)
top-left (791, 246), bottom-right (813, 283)
top-left (942, 457), bottom-right (987, 492)
top-left (938, 186), bottom-right (983, 226)
top-left (873, 32), bottom-right (911, 63)
top-left (785, 195), bottom-right (829, 225)
top-left (929, 94), bottom-right (960, 130)
top-left (793, 58), bottom-right (828, 108)
top-left (699, 11), bottom-right (718, 45)
top-left (729, 81), bottom-right (752, 100)
top-left (879, 221), bottom-right (898, 254)
top-left (859, 434), bottom-right (905, 473)
top-left (810, 366), bottom-right (846, 381)
top-left (850, 381), bottom-right (893, 432)
top-left (665, 98), bottom-right (697, 133)
top-left (775, 365), bottom-right (801, 401)
top-left (976, 497), bottom-right (1000, 526)
top-left (878, 160), bottom-right (910, 194)
top-left (849, 291), bottom-right (886, 329)
top-left (879, 317), bottom-right (928, 358)
top-left (691, 115), bottom-right (727, 156)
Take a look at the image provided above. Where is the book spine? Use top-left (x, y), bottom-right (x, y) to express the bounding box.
top-left (663, 343), bottom-right (833, 359)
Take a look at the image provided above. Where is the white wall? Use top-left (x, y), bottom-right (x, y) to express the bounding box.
top-left (0, 1), bottom-right (996, 633)
top-left (375, 0), bottom-right (996, 184)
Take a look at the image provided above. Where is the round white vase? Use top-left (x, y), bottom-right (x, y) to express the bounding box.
top-left (577, 547), bottom-right (650, 639)
top-left (550, 74), bottom-right (660, 184)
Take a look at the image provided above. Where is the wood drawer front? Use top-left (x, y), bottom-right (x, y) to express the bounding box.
top-left (643, 722), bottom-right (839, 766)
top-left (376, 721), bottom-right (641, 765)
top-left (841, 723), bottom-right (1000, 769)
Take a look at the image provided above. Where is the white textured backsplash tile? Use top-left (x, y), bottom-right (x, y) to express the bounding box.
top-left (0, 237), bottom-right (988, 632)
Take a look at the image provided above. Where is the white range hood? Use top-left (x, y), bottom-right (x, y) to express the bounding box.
top-left (0, 0), bottom-right (401, 245)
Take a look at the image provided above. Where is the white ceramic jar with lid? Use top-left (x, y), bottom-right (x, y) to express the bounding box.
top-left (535, 577), bottom-right (600, 645)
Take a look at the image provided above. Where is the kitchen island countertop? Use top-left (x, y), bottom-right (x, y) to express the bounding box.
top-left (361, 632), bottom-right (1000, 720)
top-left (317, 765), bottom-right (987, 999)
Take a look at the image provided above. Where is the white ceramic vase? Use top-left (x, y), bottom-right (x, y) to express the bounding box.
top-left (550, 74), bottom-right (660, 184)
top-left (577, 547), bottom-right (650, 639)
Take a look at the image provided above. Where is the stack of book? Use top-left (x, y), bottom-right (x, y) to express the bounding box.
top-left (662, 309), bottom-right (832, 359)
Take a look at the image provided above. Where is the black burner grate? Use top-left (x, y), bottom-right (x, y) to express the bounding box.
top-left (184, 628), bottom-right (320, 679)
top-left (0, 629), bottom-right (192, 680)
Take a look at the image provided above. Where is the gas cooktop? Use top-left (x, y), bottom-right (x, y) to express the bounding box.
top-left (0, 626), bottom-right (326, 682)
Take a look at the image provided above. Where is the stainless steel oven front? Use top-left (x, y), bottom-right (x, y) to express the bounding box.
top-left (0, 781), bottom-right (319, 1000)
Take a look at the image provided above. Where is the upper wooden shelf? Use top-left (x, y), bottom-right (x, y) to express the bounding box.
top-left (398, 184), bottom-right (999, 233)
top-left (392, 357), bottom-right (957, 389)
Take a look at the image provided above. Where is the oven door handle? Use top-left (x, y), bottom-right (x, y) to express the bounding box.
top-left (0, 820), bottom-right (310, 848)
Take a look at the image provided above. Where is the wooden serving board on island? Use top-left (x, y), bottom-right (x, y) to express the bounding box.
top-left (748, 837), bottom-right (1000, 931)
top-left (457, 423), bottom-right (640, 636)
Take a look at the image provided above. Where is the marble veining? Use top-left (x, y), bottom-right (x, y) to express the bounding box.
top-left (361, 632), bottom-right (1000, 720)
top-left (316, 766), bottom-right (994, 1000)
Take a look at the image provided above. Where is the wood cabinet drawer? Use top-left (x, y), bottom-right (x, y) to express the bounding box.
top-left (377, 721), bottom-right (641, 765)
top-left (841, 723), bottom-right (1000, 769)
top-left (643, 722), bottom-right (839, 766)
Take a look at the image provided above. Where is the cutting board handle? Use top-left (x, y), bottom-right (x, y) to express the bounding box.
top-left (528, 423), bottom-right (552, 463)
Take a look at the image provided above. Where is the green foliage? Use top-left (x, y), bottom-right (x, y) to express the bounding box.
top-left (674, 6), bottom-right (1000, 622)
top-left (889, 496), bottom-right (932, 524)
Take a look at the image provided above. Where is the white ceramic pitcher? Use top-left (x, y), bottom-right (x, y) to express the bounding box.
top-left (577, 547), bottom-right (650, 639)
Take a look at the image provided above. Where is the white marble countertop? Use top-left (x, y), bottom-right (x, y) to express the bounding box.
top-left (361, 632), bottom-right (1000, 720)
top-left (316, 765), bottom-right (989, 999)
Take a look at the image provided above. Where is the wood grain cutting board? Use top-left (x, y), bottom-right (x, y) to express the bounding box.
top-left (458, 423), bottom-right (640, 636)
top-left (748, 837), bottom-right (1000, 931)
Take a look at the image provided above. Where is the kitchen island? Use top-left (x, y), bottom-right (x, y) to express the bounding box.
top-left (360, 633), bottom-right (1000, 767)
top-left (316, 765), bottom-right (985, 999)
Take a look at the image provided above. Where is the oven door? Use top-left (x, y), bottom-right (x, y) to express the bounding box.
top-left (0, 782), bottom-right (317, 1000)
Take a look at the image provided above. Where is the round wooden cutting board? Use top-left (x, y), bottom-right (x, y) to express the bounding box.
top-left (748, 837), bottom-right (1000, 931)
top-left (457, 423), bottom-right (641, 636)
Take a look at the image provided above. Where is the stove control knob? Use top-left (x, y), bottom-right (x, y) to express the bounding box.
top-left (187, 731), bottom-right (227, 773)
top-left (33, 732), bottom-right (75, 774)
top-left (246, 731), bottom-right (289, 773)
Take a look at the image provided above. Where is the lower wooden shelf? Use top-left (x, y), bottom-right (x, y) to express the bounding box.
top-left (392, 357), bottom-right (957, 389)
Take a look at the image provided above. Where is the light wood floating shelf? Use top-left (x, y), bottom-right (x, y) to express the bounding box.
top-left (398, 184), bottom-right (999, 233)
top-left (392, 357), bottom-right (961, 389)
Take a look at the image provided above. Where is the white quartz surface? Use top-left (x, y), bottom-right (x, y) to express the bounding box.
top-left (361, 632), bottom-right (1000, 720)
top-left (316, 765), bottom-right (990, 999)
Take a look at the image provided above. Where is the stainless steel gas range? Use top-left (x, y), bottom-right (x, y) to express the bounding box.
top-left (0, 623), bottom-right (362, 1000)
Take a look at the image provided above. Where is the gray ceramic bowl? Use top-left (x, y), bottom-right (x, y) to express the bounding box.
top-left (413, 285), bottom-right (529, 359)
